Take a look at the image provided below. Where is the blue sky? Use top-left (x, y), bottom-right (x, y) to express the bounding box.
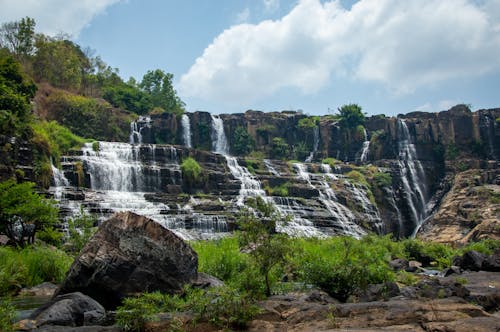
top-left (1, 0), bottom-right (499, 116)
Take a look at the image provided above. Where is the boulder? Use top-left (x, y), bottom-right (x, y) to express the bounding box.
top-left (354, 282), bottom-right (400, 302)
top-left (389, 258), bottom-right (409, 271)
top-left (55, 211), bottom-right (198, 309)
top-left (191, 272), bottom-right (224, 289)
top-left (28, 292), bottom-right (106, 327)
top-left (453, 250), bottom-right (486, 271)
top-left (482, 249), bottom-right (500, 272)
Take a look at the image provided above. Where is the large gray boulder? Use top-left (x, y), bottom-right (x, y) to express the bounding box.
top-left (55, 211), bottom-right (198, 309)
top-left (28, 292), bottom-right (106, 327)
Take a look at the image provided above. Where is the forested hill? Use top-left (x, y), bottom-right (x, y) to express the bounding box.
top-left (0, 17), bottom-right (186, 184)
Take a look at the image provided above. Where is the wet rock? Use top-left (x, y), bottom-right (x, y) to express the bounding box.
top-left (55, 211), bottom-right (198, 309)
top-left (28, 292), bottom-right (106, 327)
top-left (20, 282), bottom-right (58, 297)
top-left (440, 265), bottom-right (462, 277)
top-left (405, 260), bottom-right (422, 272)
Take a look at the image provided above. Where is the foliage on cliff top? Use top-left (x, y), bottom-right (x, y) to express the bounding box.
top-left (337, 104), bottom-right (365, 129)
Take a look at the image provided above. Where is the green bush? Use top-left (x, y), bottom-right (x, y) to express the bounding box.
top-left (297, 117), bottom-right (318, 131)
top-left (66, 208), bottom-right (97, 254)
top-left (292, 237), bottom-right (395, 301)
top-left (271, 137), bottom-right (289, 159)
top-left (116, 286), bottom-right (260, 331)
top-left (180, 157), bottom-right (202, 183)
top-left (30, 121), bottom-right (86, 163)
top-left (265, 182), bottom-right (289, 197)
top-left (0, 246), bottom-right (72, 296)
top-left (232, 126), bottom-right (254, 156)
top-left (372, 171), bottom-right (392, 188)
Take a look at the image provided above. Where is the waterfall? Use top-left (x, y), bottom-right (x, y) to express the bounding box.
top-left (130, 116), bottom-right (151, 144)
top-left (211, 114), bottom-right (229, 154)
top-left (305, 126), bottom-right (319, 163)
top-left (181, 114), bottom-right (192, 148)
top-left (210, 114), bottom-right (324, 237)
top-left (50, 162), bottom-right (69, 200)
top-left (359, 128), bottom-right (370, 163)
top-left (263, 159), bottom-right (280, 176)
top-left (397, 119), bottom-right (428, 236)
top-left (294, 162), bottom-right (366, 238)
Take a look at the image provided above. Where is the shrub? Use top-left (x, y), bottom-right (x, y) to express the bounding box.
top-left (265, 182), bottom-right (289, 197)
top-left (345, 170), bottom-right (370, 188)
top-left (232, 126), bottom-right (254, 156)
top-left (297, 117), bottom-right (318, 131)
top-left (66, 208), bottom-right (97, 254)
top-left (180, 157), bottom-right (202, 183)
top-left (372, 171), bottom-right (392, 188)
top-left (337, 104), bottom-right (365, 129)
top-left (271, 137), bottom-right (289, 159)
top-left (292, 237), bottom-right (395, 301)
top-left (116, 286), bottom-right (260, 331)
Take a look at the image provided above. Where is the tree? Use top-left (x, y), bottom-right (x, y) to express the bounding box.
top-left (232, 126), bottom-right (254, 156)
top-left (337, 104), bottom-right (365, 129)
top-left (0, 17), bottom-right (36, 58)
top-left (238, 197), bottom-right (292, 296)
top-left (0, 179), bottom-right (59, 247)
top-left (271, 137), bottom-right (289, 159)
top-left (139, 69), bottom-right (185, 115)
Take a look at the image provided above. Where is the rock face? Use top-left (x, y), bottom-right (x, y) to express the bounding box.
top-left (419, 169), bottom-right (500, 244)
top-left (56, 211), bottom-right (198, 309)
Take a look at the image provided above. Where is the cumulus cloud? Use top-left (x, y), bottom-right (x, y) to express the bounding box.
top-left (0, 0), bottom-right (123, 37)
top-left (179, 0), bottom-right (500, 105)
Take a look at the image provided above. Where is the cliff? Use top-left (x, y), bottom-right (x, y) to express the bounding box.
top-left (47, 105), bottom-right (499, 243)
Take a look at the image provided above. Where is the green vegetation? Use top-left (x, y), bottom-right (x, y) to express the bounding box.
top-left (265, 182), bottom-right (290, 197)
top-left (116, 286), bottom-right (260, 331)
top-left (337, 104), bottom-right (365, 129)
top-left (271, 137), bottom-right (289, 159)
top-left (0, 179), bottom-right (58, 247)
top-left (372, 171), bottom-right (392, 188)
top-left (30, 120), bottom-right (86, 164)
top-left (0, 297), bottom-right (15, 332)
top-left (180, 157), bottom-right (202, 183)
top-left (297, 116), bottom-right (319, 131)
top-left (345, 170), bottom-right (370, 188)
top-left (232, 126), bottom-right (254, 155)
top-left (256, 124), bottom-right (276, 137)
top-left (66, 208), bottom-right (98, 254)
top-left (445, 144), bottom-right (459, 160)
top-left (322, 157), bottom-right (339, 168)
top-left (0, 245), bottom-right (72, 296)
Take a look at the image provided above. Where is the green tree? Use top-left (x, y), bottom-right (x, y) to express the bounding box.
top-left (0, 179), bottom-right (58, 247)
top-left (337, 104), bottom-right (365, 129)
top-left (238, 197), bottom-right (292, 296)
top-left (232, 126), bottom-right (254, 156)
top-left (139, 69), bottom-right (184, 115)
top-left (0, 55), bottom-right (36, 137)
top-left (0, 17), bottom-right (36, 58)
top-left (102, 83), bottom-right (152, 115)
top-left (181, 157), bottom-right (202, 183)
top-left (271, 137), bottom-right (289, 159)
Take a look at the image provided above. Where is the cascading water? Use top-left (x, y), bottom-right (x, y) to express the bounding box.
top-left (130, 116), bottom-right (151, 144)
top-left (210, 114), bottom-right (324, 237)
top-left (359, 128), bottom-right (370, 163)
top-left (294, 162), bottom-right (366, 238)
top-left (263, 159), bottom-right (280, 176)
top-left (305, 126), bottom-right (319, 163)
top-left (397, 119), bottom-right (428, 236)
top-left (181, 114), bottom-right (192, 148)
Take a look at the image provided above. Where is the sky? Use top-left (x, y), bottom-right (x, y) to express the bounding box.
top-left (1, 0), bottom-right (499, 116)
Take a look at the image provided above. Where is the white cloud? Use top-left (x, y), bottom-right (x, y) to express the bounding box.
top-left (263, 0), bottom-right (280, 13)
top-left (0, 0), bottom-right (123, 37)
top-left (179, 0), bottom-right (500, 105)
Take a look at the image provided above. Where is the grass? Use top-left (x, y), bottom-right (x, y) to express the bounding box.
top-left (0, 245), bottom-right (72, 296)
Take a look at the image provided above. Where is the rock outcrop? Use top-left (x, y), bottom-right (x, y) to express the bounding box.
top-left (56, 211), bottom-right (198, 309)
top-left (419, 169), bottom-right (500, 244)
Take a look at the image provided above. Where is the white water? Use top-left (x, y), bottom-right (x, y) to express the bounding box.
top-left (263, 159), bottom-right (280, 176)
top-left (50, 163), bottom-right (69, 200)
top-left (294, 163), bottom-right (366, 238)
top-left (397, 119), bottom-right (428, 236)
top-left (129, 116), bottom-right (151, 144)
top-left (359, 128), bottom-right (370, 163)
top-left (210, 114), bottom-right (324, 237)
top-left (305, 126), bottom-right (319, 163)
top-left (181, 114), bottom-right (192, 148)
top-left (211, 115), bottom-right (229, 155)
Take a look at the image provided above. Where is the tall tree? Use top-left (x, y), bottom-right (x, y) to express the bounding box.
top-left (139, 69), bottom-right (184, 115)
top-left (0, 17), bottom-right (36, 58)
